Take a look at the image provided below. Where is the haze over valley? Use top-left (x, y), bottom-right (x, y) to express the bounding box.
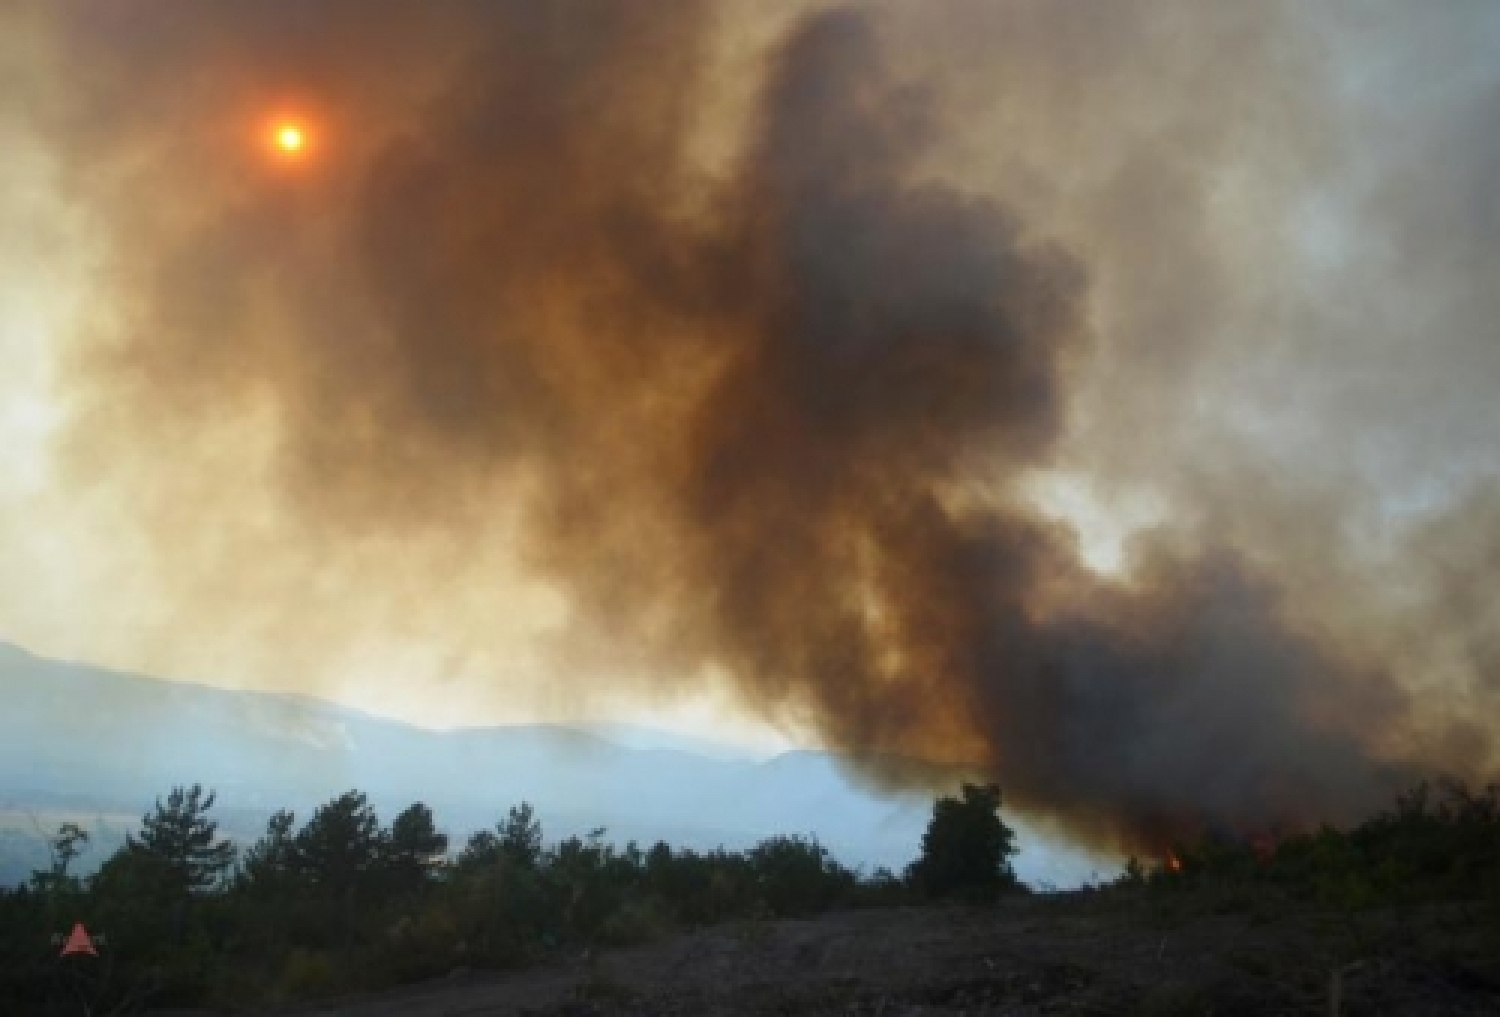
top-left (0, 642), bottom-right (1104, 891)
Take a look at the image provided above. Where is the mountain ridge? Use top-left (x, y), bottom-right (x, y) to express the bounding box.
top-left (0, 642), bottom-right (1100, 888)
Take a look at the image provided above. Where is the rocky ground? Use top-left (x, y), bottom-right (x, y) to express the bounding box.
top-left (259, 894), bottom-right (1498, 1016)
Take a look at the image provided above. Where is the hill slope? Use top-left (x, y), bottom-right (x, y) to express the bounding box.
top-left (0, 643), bottom-right (1103, 887)
top-left (0, 644), bottom-right (934, 879)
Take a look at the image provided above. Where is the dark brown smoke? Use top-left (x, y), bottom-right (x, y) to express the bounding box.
top-left (10, 1), bottom-right (1497, 851)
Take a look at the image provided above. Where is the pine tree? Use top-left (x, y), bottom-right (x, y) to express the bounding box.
top-left (127, 784), bottom-right (236, 895)
top-left (499, 802), bottom-right (543, 869)
top-left (295, 790), bottom-right (384, 897)
top-left (239, 809), bottom-right (300, 896)
top-left (30, 822), bottom-right (90, 893)
top-left (385, 802), bottom-right (448, 892)
top-left (457, 801), bottom-right (543, 872)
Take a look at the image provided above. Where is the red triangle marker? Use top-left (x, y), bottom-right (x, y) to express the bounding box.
top-left (60, 922), bottom-right (97, 957)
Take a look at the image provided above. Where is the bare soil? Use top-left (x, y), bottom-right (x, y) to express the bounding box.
top-left (268, 894), bottom-right (1499, 1016)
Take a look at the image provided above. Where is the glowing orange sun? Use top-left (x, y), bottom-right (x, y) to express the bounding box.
top-left (275, 124), bottom-right (305, 153)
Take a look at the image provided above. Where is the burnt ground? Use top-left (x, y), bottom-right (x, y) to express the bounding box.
top-left (260, 894), bottom-right (1499, 1017)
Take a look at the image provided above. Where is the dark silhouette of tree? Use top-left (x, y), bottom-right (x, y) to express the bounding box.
top-left (499, 802), bottom-right (542, 868)
top-left (126, 784), bottom-right (235, 896)
top-left (92, 838), bottom-right (174, 899)
top-left (30, 822), bottom-right (90, 893)
top-left (906, 783), bottom-right (1018, 901)
top-left (295, 790), bottom-right (384, 897)
top-left (458, 801), bottom-right (542, 871)
top-left (456, 829), bottom-right (502, 872)
top-left (293, 791), bottom-right (385, 949)
top-left (385, 802), bottom-right (448, 892)
top-left (238, 809), bottom-right (299, 897)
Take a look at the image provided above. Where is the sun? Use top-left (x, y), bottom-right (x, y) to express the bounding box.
top-left (263, 115), bottom-right (314, 162)
top-left (275, 124), bottom-right (305, 154)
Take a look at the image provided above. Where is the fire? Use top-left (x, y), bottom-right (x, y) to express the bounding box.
top-left (1167, 853), bottom-right (1182, 873)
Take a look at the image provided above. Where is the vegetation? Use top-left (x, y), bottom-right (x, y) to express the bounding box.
top-left (1117, 779), bottom-right (1500, 914)
top-left (1, 778), bottom-right (1494, 1013)
top-left (1100, 780), bottom-right (1500, 1012)
top-left (0, 782), bottom-right (999, 1012)
top-left (905, 782), bottom-right (1018, 901)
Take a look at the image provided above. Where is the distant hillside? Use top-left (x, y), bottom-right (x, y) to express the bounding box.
top-left (0, 643), bottom-right (1103, 887)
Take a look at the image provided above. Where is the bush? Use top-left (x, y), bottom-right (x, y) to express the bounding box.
top-left (748, 835), bottom-right (855, 916)
top-left (1121, 780), bottom-right (1500, 916)
top-left (599, 893), bottom-right (675, 946)
top-left (277, 948), bottom-right (341, 999)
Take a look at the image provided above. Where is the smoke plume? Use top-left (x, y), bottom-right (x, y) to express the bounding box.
top-left (4, 0), bottom-right (1498, 850)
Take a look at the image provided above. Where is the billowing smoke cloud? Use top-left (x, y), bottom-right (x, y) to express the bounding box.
top-left (5, 0), bottom-right (1498, 850)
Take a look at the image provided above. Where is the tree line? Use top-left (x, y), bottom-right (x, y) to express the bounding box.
top-left (13, 776), bottom-right (1492, 1013)
top-left (0, 781), bottom-right (1019, 1012)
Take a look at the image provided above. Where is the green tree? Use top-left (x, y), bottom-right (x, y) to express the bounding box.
top-left (92, 839), bottom-right (174, 898)
top-left (906, 783), bottom-right (1018, 901)
top-left (384, 802), bottom-right (448, 892)
top-left (295, 791), bottom-right (384, 897)
top-left (126, 784), bottom-right (235, 895)
top-left (499, 802), bottom-right (542, 868)
top-left (30, 822), bottom-right (90, 893)
top-left (457, 802), bottom-right (542, 872)
top-left (238, 809), bottom-right (300, 897)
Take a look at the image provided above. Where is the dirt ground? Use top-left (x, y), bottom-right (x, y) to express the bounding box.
top-left (267, 895), bottom-right (1499, 1016)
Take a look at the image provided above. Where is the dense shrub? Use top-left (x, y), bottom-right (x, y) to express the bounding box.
top-left (1122, 780), bottom-right (1500, 915)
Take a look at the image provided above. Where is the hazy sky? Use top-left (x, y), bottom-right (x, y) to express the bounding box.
top-left (1, 1), bottom-right (1497, 850)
